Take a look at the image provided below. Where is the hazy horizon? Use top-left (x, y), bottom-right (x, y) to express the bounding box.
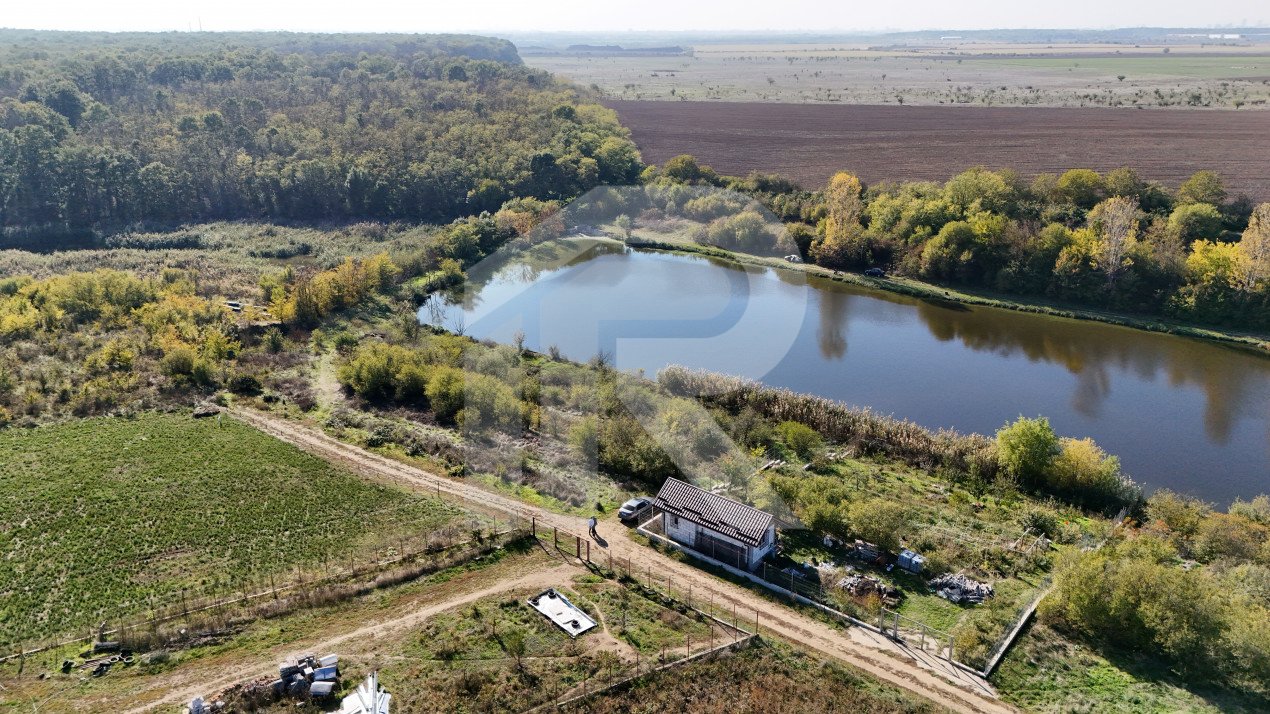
top-left (4, 1), bottom-right (1268, 35)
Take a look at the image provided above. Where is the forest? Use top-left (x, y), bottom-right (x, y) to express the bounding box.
top-left (0, 31), bottom-right (641, 246)
top-left (641, 156), bottom-right (1270, 332)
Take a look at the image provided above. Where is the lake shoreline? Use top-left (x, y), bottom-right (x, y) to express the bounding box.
top-left (621, 235), bottom-right (1270, 358)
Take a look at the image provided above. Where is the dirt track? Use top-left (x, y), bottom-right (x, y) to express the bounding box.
top-left (228, 408), bottom-right (1015, 714)
top-left (118, 563), bottom-right (577, 714)
top-left (608, 100), bottom-right (1270, 201)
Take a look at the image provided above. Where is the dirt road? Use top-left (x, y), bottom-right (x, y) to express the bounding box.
top-left (118, 562), bottom-right (577, 714)
top-left (230, 408), bottom-right (1014, 714)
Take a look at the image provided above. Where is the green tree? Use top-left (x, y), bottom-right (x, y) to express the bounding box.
top-left (1056, 169), bottom-right (1105, 209)
top-left (995, 416), bottom-right (1059, 488)
top-left (614, 213), bottom-right (633, 241)
top-left (426, 366), bottom-right (466, 423)
top-left (847, 498), bottom-right (911, 553)
top-left (502, 627), bottom-right (527, 672)
top-left (1168, 203), bottom-right (1225, 243)
top-left (1177, 170), bottom-right (1227, 206)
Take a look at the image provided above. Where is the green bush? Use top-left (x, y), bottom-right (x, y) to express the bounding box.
top-left (777, 420), bottom-right (823, 460)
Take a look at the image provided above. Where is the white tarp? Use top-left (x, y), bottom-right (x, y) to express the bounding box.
top-left (528, 588), bottom-right (597, 637)
top-left (340, 672), bottom-right (391, 714)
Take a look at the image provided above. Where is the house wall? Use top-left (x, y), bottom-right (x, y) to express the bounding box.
top-left (664, 512), bottom-right (698, 546)
top-left (664, 513), bottom-right (777, 571)
top-left (747, 525), bottom-right (777, 569)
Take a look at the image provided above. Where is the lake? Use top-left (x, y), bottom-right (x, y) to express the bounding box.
top-left (421, 241), bottom-right (1270, 504)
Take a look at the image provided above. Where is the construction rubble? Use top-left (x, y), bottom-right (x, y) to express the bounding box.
top-left (837, 573), bottom-right (900, 605)
top-left (930, 572), bottom-right (995, 604)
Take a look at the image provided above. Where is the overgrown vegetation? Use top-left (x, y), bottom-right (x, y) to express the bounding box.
top-left (1040, 492), bottom-right (1270, 698)
top-left (567, 639), bottom-right (944, 713)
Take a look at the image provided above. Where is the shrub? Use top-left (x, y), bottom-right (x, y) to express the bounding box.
top-left (847, 498), bottom-right (912, 553)
top-left (995, 416), bottom-right (1058, 489)
top-left (161, 345), bottom-right (197, 377)
top-left (777, 420), bottom-right (822, 460)
top-left (426, 366), bottom-right (465, 423)
top-left (227, 373), bottom-right (263, 396)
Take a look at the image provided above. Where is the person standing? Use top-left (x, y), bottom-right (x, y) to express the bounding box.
top-left (588, 515), bottom-right (599, 539)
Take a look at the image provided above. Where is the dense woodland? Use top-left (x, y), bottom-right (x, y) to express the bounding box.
top-left (641, 156), bottom-right (1270, 331)
top-left (0, 31), bottom-right (640, 246)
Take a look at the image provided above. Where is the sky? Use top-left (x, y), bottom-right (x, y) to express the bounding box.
top-left (2, 0), bottom-right (1267, 34)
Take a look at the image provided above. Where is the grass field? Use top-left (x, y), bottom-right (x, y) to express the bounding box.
top-left (993, 622), bottom-right (1270, 713)
top-left (0, 412), bottom-right (471, 645)
top-left (566, 638), bottom-right (946, 713)
top-left (527, 42), bottom-right (1270, 108)
top-left (0, 547), bottom-right (774, 713)
top-left (971, 55), bottom-right (1270, 79)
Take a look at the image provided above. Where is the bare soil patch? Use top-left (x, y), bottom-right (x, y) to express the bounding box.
top-left (608, 101), bottom-right (1270, 201)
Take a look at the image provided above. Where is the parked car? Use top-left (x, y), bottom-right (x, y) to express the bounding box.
top-left (618, 497), bottom-right (653, 524)
top-left (863, 267), bottom-right (886, 278)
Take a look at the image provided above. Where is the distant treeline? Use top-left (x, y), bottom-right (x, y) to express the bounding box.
top-left (0, 31), bottom-right (641, 246)
top-left (642, 155), bottom-right (1270, 332)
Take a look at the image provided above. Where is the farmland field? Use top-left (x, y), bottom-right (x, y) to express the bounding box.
top-left (0, 412), bottom-right (473, 644)
top-left (527, 42), bottom-right (1270, 108)
top-left (607, 100), bottom-right (1270, 200)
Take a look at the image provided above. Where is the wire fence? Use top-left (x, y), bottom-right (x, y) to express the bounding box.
top-left (631, 516), bottom-right (990, 672)
top-left (522, 520), bottom-right (760, 712)
top-left (1, 516), bottom-right (532, 665)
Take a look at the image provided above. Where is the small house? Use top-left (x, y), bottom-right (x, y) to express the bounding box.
top-left (653, 478), bottom-right (776, 571)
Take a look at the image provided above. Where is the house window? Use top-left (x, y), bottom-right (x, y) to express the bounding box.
top-left (671, 515), bottom-right (679, 527)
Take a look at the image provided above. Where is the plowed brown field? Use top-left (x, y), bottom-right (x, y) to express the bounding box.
top-left (608, 101), bottom-right (1270, 201)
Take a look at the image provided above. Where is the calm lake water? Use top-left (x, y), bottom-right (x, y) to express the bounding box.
top-left (422, 242), bottom-right (1270, 504)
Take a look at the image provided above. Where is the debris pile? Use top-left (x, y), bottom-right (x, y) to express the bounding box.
top-left (837, 574), bottom-right (900, 605)
top-left (930, 572), bottom-right (994, 604)
top-left (849, 540), bottom-right (885, 564)
top-left (273, 653), bottom-right (341, 699)
top-left (66, 640), bottom-right (136, 679)
top-left (195, 653), bottom-right (341, 713)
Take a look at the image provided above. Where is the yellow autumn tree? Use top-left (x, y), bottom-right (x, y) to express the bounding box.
top-left (810, 171), bottom-right (868, 268)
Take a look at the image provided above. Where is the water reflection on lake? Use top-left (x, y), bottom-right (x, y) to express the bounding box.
top-left (423, 245), bottom-right (1270, 504)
